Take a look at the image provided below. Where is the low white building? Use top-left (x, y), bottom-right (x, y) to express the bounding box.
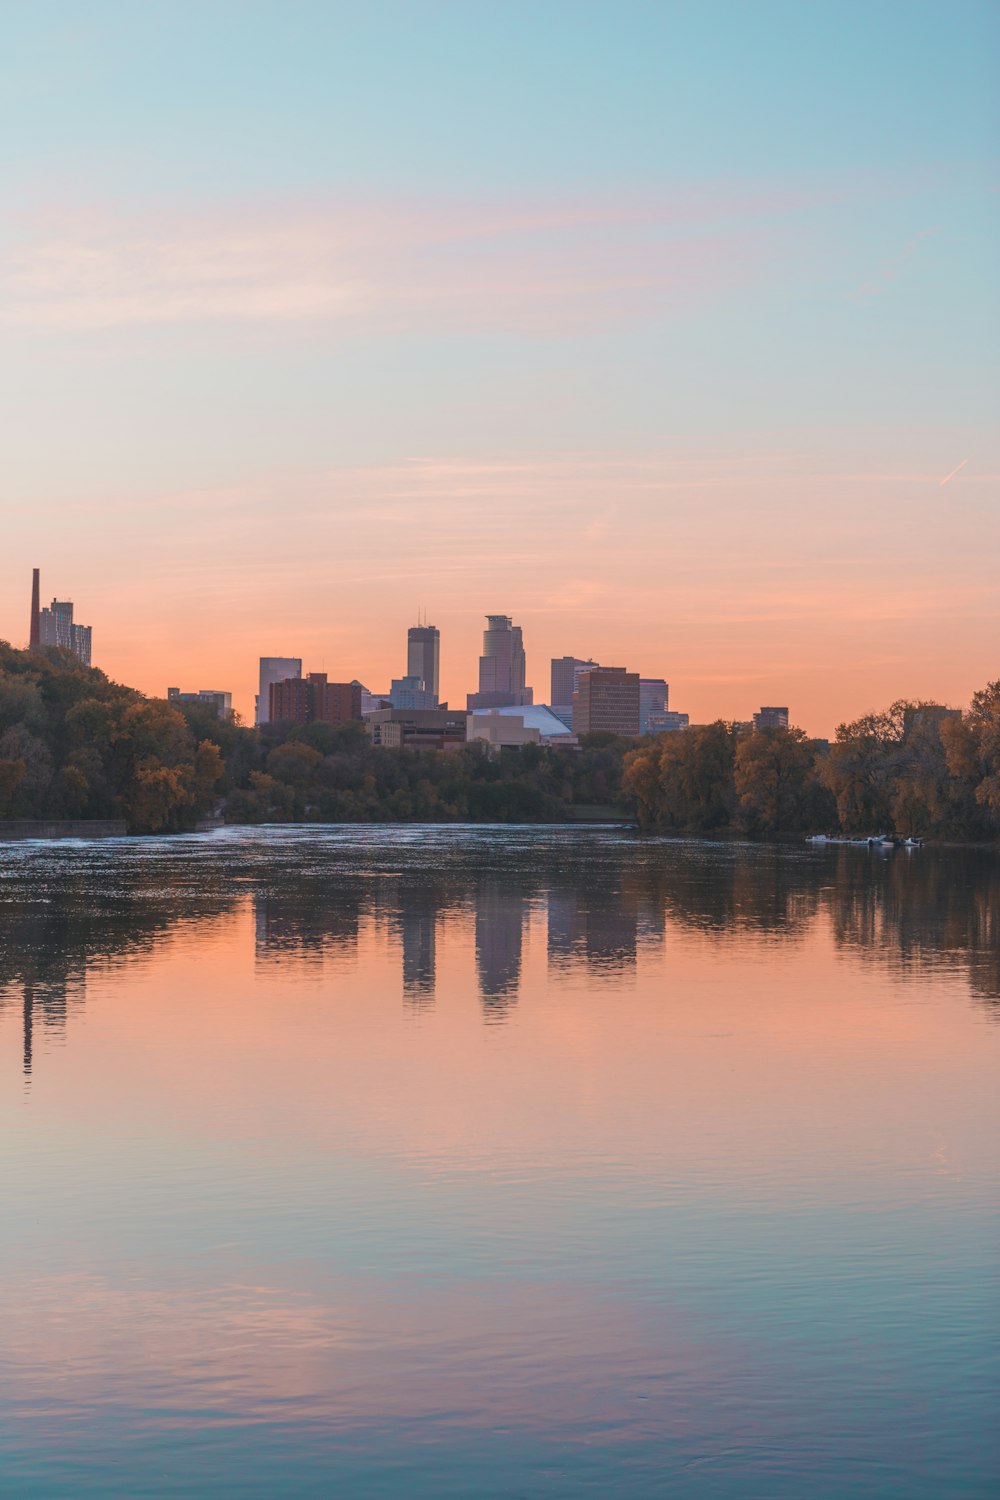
top-left (467, 705), bottom-right (578, 750)
top-left (467, 711), bottom-right (541, 749)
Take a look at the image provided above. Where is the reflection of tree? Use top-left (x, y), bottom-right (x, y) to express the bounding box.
top-left (2, 836), bottom-right (997, 1083)
top-left (611, 839), bottom-right (1000, 1010)
top-left (822, 846), bottom-right (1000, 1007)
top-left (253, 882), bottom-right (363, 972)
top-left (0, 853), bottom-right (237, 1078)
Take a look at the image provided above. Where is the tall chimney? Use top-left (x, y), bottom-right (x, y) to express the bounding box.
top-left (29, 568), bottom-right (40, 648)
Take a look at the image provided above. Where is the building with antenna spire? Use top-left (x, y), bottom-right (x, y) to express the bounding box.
top-left (406, 620), bottom-right (440, 705)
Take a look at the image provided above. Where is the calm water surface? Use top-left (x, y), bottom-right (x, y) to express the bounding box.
top-left (1, 826), bottom-right (997, 1497)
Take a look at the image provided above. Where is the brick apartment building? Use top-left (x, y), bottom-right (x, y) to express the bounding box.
top-left (269, 672), bottom-right (361, 727)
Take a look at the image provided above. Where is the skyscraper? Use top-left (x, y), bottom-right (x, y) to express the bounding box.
top-left (406, 624), bottom-right (440, 705)
top-left (257, 657), bottom-right (302, 726)
top-left (467, 614), bottom-right (533, 711)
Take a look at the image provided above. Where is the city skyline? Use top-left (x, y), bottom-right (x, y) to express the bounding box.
top-left (10, 562), bottom-right (997, 737)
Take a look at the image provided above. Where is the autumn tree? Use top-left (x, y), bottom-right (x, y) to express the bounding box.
top-left (734, 726), bottom-right (831, 834)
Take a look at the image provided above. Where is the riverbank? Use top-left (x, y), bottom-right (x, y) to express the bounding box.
top-left (0, 819), bottom-right (128, 841)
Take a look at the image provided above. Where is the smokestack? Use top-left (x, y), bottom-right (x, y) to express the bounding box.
top-left (29, 568), bottom-right (40, 648)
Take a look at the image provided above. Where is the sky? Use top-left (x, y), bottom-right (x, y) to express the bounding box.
top-left (1, 0), bottom-right (998, 734)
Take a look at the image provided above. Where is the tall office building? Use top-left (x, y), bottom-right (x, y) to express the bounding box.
top-left (406, 624), bottom-right (440, 705)
top-left (550, 656), bottom-right (598, 717)
top-left (572, 667), bottom-right (640, 737)
top-left (753, 706), bottom-right (789, 730)
top-left (257, 656), bottom-right (302, 725)
top-left (639, 678), bottom-right (669, 732)
top-left (468, 614), bottom-right (533, 710)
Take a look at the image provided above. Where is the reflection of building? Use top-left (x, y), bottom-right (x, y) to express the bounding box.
top-left (475, 882), bottom-right (527, 1016)
top-left (407, 624), bottom-right (440, 704)
top-left (269, 672), bottom-right (361, 726)
top-left (18, 980), bottom-right (76, 1078)
top-left (167, 687), bottom-right (233, 719)
top-left (468, 615), bottom-right (533, 710)
top-left (639, 678), bottom-right (669, 733)
top-left (753, 706), bottom-right (789, 730)
top-left (573, 668), bottom-right (640, 737)
top-left (397, 886), bottom-right (438, 1005)
top-left (257, 656), bottom-right (302, 726)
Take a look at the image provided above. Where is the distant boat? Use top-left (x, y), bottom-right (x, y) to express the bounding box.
top-left (805, 833), bottom-right (922, 849)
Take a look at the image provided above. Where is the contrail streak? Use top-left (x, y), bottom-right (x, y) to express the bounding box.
top-left (939, 458), bottom-right (968, 486)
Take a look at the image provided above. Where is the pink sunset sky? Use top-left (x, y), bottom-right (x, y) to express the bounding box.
top-left (1, 4), bottom-right (997, 734)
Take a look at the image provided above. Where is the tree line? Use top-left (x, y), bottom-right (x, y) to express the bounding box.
top-left (622, 690), bottom-right (1000, 839)
top-left (1, 642), bottom-right (998, 839)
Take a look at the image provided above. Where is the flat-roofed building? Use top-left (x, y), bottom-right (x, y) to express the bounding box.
top-left (467, 712), bottom-right (542, 749)
top-left (753, 706), bottom-right (789, 730)
top-left (257, 657), bottom-right (302, 726)
top-left (38, 598), bottom-right (92, 667)
top-left (390, 674), bottom-right (438, 710)
top-left (639, 678), bottom-right (669, 732)
top-left (269, 672), bottom-right (361, 727)
top-left (573, 668), bottom-right (640, 737)
top-left (472, 704), bottom-right (577, 746)
top-left (167, 688), bottom-right (233, 720)
top-left (366, 707), bottom-right (467, 749)
top-left (647, 709), bottom-right (689, 733)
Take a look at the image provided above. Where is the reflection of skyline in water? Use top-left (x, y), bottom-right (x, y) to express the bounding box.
top-left (3, 834), bottom-right (999, 1077)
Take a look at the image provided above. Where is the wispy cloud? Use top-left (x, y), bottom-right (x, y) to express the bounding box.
top-left (0, 188), bottom-right (821, 334)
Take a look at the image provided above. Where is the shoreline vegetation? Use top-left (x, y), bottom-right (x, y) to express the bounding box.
top-left (1, 642), bottom-right (999, 842)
